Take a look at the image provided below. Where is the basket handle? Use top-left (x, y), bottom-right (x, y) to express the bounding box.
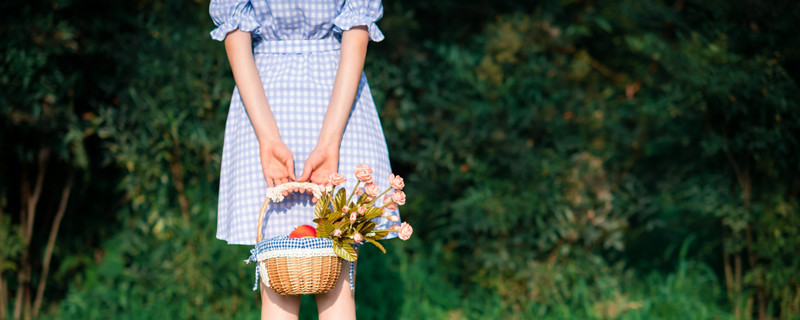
top-left (256, 182), bottom-right (329, 242)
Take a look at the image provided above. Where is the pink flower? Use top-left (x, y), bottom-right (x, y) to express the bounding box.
top-left (353, 232), bottom-right (363, 242)
top-left (389, 224), bottom-right (400, 231)
top-left (354, 164), bottom-right (373, 183)
top-left (398, 222), bottom-right (413, 241)
top-left (328, 172), bottom-right (346, 186)
top-left (388, 173), bottom-right (405, 190)
top-left (385, 214), bottom-right (400, 222)
top-left (383, 194), bottom-right (398, 210)
top-left (342, 206), bottom-right (350, 213)
top-left (355, 188), bottom-right (364, 196)
top-left (350, 212), bottom-right (357, 223)
top-left (358, 205), bottom-right (367, 215)
top-left (391, 190), bottom-right (406, 206)
top-left (364, 182), bottom-right (380, 197)
top-left (333, 228), bottom-right (342, 237)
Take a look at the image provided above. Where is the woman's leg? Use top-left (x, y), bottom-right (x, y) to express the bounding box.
top-left (315, 260), bottom-right (357, 320)
top-left (260, 282), bottom-right (301, 320)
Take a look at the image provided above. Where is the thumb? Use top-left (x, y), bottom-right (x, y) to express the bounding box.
top-left (298, 162), bottom-right (312, 182)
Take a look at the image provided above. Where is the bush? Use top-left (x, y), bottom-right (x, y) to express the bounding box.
top-left (1, 0), bottom-right (798, 319)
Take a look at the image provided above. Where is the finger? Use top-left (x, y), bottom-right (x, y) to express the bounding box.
top-left (266, 177), bottom-right (275, 189)
top-left (286, 158), bottom-right (296, 181)
top-left (298, 164), bottom-right (312, 182)
top-left (279, 178), bottom-right (290, 196)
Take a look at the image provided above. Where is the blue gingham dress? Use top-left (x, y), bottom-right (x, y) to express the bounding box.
top-left (210, 0), bottom-right (399, 245)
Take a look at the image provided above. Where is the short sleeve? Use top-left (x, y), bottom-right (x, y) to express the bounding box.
top-left (209, 0), bottom-right (261, 41)
top-left (333, 0), bottom-right (385, 42)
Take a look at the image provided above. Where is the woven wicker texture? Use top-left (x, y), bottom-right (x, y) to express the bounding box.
top-left (261, 256), bottom-right (342, 295)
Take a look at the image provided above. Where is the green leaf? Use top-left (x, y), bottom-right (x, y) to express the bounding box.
top-left (357, 192), bottom-right (368, 204)
top-left (357, 221), bottom-right (377, 234)
top-left (333, 220), bottom-right (345, 229)
top-left (332, 241), bottom-right (358, 261)
top-left (314, 198), bottom-right (328, 219)
top-left (365, 238), bottom-right (386, 254)
top-left (326, 208), bottom-right (339, 221)
top-left (333, 188), bottom-right (347, 212)
top-left (369, 230), bottom-right (390, 240)
top-left (364, 207), bottom-right (383, 220)
top-left (317, 220), bottom-right (335, 237)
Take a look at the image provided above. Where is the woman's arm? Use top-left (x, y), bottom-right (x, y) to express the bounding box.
top-left (298, 26), bottom-right (370, 185)
top-left (224, 30), bottom-right (296, 188)
top-left (318, 26), bottom-right (370, 148)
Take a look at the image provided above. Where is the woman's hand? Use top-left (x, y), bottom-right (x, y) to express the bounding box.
top-left (259, 140), bottom-right (296, 189)
top-left (297, 27), bottom-right (367, 196)
top-left (224, 30), bottom-right (297, 194)
top-left (298, 145), bottom-right (339, 201)
top-left (298, 145), bottom-right (339, 185)
top-left (294, 28), bottom-right (366, 201)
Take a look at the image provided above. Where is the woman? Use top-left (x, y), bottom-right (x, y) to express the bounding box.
top-left (209, 0), bottom-right (398, 319)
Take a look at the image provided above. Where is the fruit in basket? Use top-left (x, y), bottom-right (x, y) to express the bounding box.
top-left (288, 225), bottom-right (317, 238)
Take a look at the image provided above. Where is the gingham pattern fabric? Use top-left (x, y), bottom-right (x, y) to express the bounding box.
top-left (256, 235), bottom-right (334, 252)
top-left (210, 0), bottom-right (384, 42)
top-left (210, 0), bottom-right (399, 245)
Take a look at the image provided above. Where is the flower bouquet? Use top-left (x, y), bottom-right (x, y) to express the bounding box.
top-left (305, 164), bottom-right (413, 261)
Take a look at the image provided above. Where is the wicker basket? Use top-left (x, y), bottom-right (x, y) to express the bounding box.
top-left (260, 252), bottom-right (341, 295)
top-left (254, 182), bottom-right (342, 295)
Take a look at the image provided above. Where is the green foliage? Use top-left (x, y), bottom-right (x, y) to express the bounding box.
top-left (1, 0), bottom-right (798, 319)
top-left (53, 211), bottom-right (256, 319)
top-left (369, 0), bottom-right (799, 317)
top-left (0, 219), bottom-right (23, 274)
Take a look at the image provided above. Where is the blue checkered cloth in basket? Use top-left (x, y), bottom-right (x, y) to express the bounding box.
top-left (257, 235), bottom-right (334, 252)
top-left (246, 236), bottom-right (359, 291)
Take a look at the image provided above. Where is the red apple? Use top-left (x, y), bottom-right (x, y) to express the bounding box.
top-left (288, 225), bottom-right (317, 238)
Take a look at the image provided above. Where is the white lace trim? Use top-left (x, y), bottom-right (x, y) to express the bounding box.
top-left (256, 248), bottom-right (336, 261)
top-left (265, 182), bottom-right (332, 202)
top-left (258, 263), bottom-right (270, 288)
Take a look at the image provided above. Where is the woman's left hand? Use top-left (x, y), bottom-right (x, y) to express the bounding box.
top-left (298, 145), bottom-right (339, 202)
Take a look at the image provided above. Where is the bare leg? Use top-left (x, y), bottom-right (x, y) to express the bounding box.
top-left (260, 281), bottom-right (301, 320)
top-left (316, 260), bottom-right (357, 320)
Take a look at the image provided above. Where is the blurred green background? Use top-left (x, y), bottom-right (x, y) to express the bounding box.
top-left (1, 0), bottom-right (799, 319)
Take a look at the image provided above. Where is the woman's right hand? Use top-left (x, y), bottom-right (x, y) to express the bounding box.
top-left (259, 140), bottom-right (296, 189)
top-left (225, 31), bottom-right (296, 191)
